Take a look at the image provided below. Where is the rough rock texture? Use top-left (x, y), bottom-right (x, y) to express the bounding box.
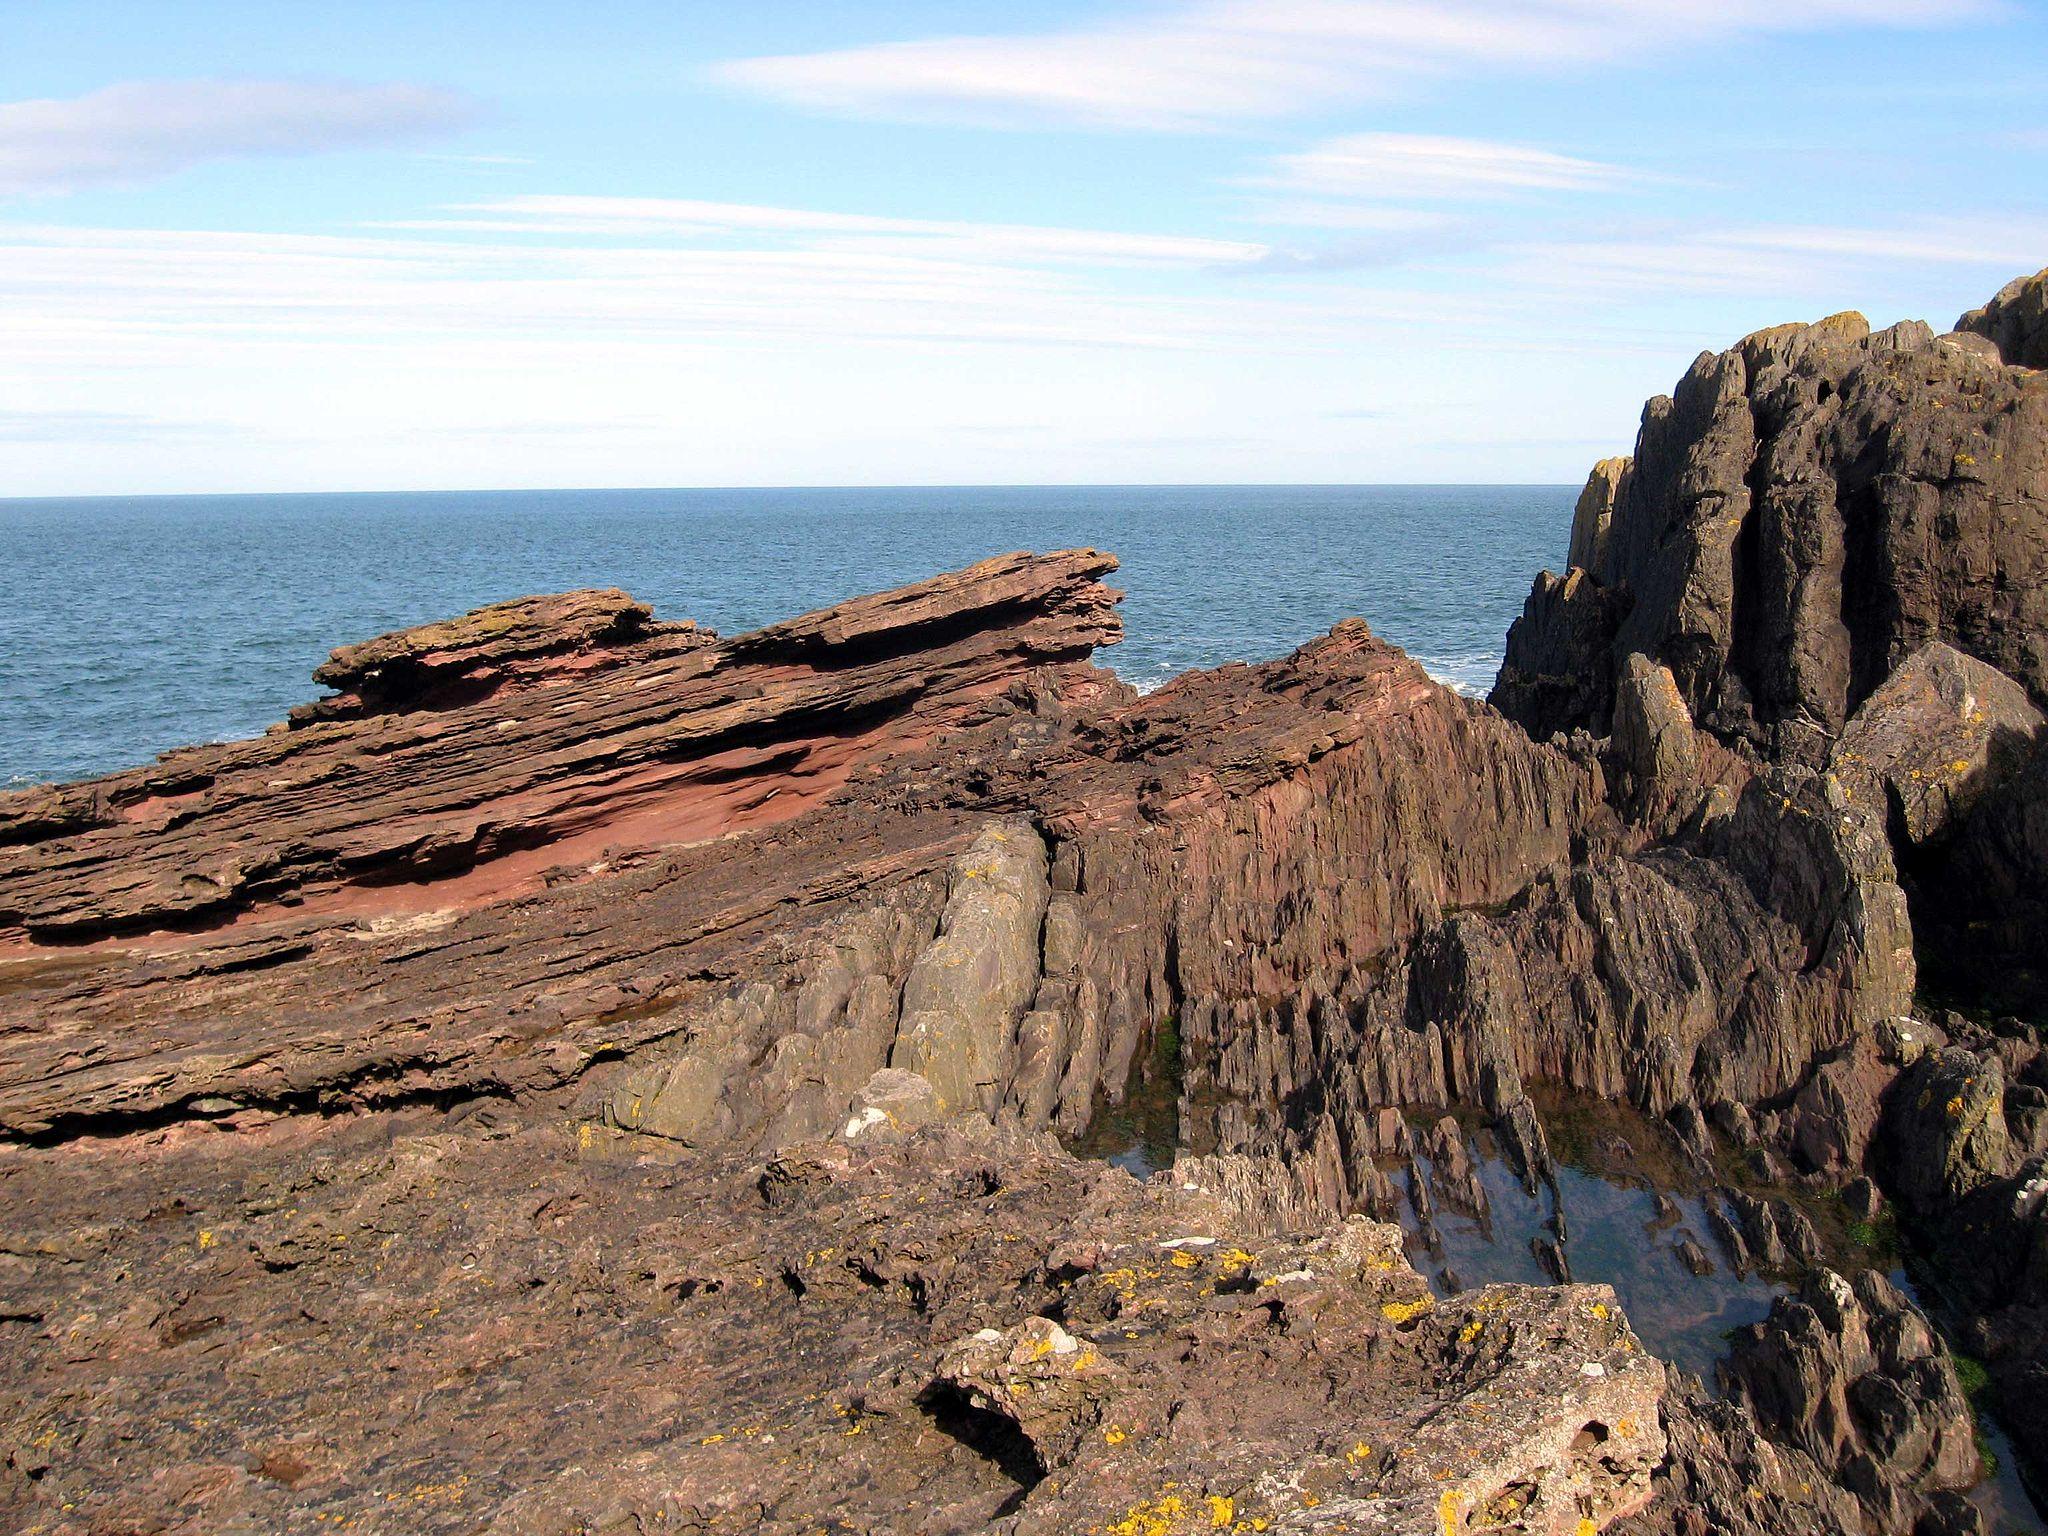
top-left (1958, 264), bottom-right (2048, 370)
top-left (889, 823), bottom-right (1052, 1115)
top-left (0, 549), bottom-right (1123, 946)
top-left (1832, 642), bottom-right (2044, 848)
top-left (0, 1108), bottom-right (1676, 1535)
top-left (1485, 270), bottom-right (2048, 1514)
top-left (1493, 310), bottom-right (2048, 752)
top-left (0, 551), bottom-right (1696, 1535)
top-left (9, 268), bottom-right (2048, 1535)
top-left (1724, 1269), bottom-right (1979, 1534)
top-left (294, 587), bottom-right (698, 725)
top-left (1568, 456), bottom-right (1631, 575)
top-left (1609, 654), bottom-right (1705, 831)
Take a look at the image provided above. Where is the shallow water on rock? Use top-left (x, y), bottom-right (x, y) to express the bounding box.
top-left (1394, 1145), bottom-right (1782, 1384)
top-left (1076, 1085), bottom-right (2043, 1532)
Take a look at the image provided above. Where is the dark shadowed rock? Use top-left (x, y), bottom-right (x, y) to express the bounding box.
top-left (1724, 1270), bottom-right (1979, 1534)
top-left (1493, 305), bottom-right (2048, 754)
top-left (1958, 264), bottom-right (2048, 369)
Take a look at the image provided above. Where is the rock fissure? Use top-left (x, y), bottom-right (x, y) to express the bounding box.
top-left (5, 270), bottom-right (2048, 1534)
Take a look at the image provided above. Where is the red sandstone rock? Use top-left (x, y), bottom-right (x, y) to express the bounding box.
top-left (10, 266), bottom-right (2048, 1536)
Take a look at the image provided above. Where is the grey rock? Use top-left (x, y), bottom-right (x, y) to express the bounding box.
top-left (891, 822), bottom-right (1051, 1115)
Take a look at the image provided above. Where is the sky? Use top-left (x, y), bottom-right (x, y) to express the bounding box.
top-left (0, 0), bottom-right (2044, 495)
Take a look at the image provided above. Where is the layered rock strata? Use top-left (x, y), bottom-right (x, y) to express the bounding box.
top-left (6, 265), bottom-right (2048, 1535)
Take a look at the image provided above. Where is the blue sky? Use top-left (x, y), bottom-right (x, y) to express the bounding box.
top-left (1, 0), bottom-right (2044, 494)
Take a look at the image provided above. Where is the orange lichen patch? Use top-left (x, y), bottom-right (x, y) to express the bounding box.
top-left (1104, 1492), bottom-right (1188, 1536)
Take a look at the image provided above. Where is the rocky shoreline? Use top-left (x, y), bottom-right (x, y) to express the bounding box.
top-left (2, 268), bottom-right (2045, 1535)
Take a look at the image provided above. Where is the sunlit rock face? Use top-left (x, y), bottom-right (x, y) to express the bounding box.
top-left (5, 268), bottom-right (2048, 1535)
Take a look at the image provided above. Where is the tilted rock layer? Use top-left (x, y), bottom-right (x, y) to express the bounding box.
top-left (7, 266), bottom-right (2048, 1536)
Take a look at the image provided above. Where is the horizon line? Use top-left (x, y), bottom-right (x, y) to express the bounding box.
top-left (0, 478), bottom-right (1584, 505)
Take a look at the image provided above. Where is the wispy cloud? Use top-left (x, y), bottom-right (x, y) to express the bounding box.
top-left (1259, 134), bottom-right (1639, 201)
top-left (0, 218), bottom-right (1294, 367)
top-left (0, 78), bottom-right (477, 198)
top-left (0, 408), bottom-right (229, 443)
top-left (1497, 215), bottom-right (2048, 297)
top-left (715, 0), bottom-right (1994, 130)
top-left (380, 194), bottom-right (1268, 269)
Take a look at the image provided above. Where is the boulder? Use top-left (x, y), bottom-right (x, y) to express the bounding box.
top-left (1611, 651), bottom-right (1703, 830)
top-left (1884, 1047), bottom-right (2017, 1216)
top-left (1833, 642), bottom-right (2044, 848)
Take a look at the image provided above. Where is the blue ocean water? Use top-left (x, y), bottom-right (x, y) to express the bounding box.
top-left (0, 485), bottom-right (1570, 788)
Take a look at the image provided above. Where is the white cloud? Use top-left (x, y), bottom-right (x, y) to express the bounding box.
top-left (0, 218), bottom-right (1292, 368)
top-left (1259, 134), bottom-right (1638, 200)
top-left (0, 79), bottom-right (477, 197)
top-left (381, 194), bottom-right (1268, 269)
top-left (3, 200), bottom-right (2039, 494)
top-left (1495, 216), bottom-right (2048, 298)
top-left (0, 408), bottom-right (228, 443)
top-left (715, 0), bottom-right (1994, 130)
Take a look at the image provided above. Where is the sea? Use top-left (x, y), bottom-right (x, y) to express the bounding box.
top-left (0, 485), bottom-right (1570, 789)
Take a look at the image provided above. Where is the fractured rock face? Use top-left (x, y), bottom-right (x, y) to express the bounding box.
top-left (1723, 1269), bottom-right (1980, 1533)
top-left (1568, 455), bottom-right (1632, 575)
top-left (1832, 642), bottom-right (2046, 848)
top-left (0, 1103), bottom-right (1673, 1536)
top-left (1958, 264), bottom-right (2048, 370)
top-left (1493, 309), bottom-right (2048, 754)
top-left (1610, 652), bottom-right (1703, 831)
top-left (11, 268), bottom-right (2048, 1533)
top-left (890, 822), bottom-right (1052, 1115)
top-left (296, 586), bottom-right (695, 724)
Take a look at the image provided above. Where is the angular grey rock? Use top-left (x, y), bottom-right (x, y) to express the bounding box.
top-left (1957, 264), bottom-right (2048, 369)
top-left (1611, 651), bottom-right (1703, 830)
top-left (1723, 1269), bottom-right (1980, 1533)
top-left (890, 821), bottom-right (1051, 1115)
top-left (1833, 642), bottom-right (2045, 847)
top-left (1568, 455), bottom-right (1631, 573)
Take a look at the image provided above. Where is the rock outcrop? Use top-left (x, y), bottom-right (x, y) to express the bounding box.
top-left (7, 265), bottom-right (2048, 1535)
top-left (1958, 264), bottom-right (2048, 370)
top-left (0, 1104), bottom-right (1678, 1535)
top-left (1486, 269), bottom-right (2048, 1513)
top-left (0, 550), bottom-right (1660, 1533)
top-left (1724, 1270), bottom-right (1980, 1534)
top-left (1492, 311), bottom-right (2048, 754)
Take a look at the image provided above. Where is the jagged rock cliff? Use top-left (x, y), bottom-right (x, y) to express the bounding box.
top-left (1488, 267), bottom-right (2048, 1520)
top-left (4, 267), bottom-right (2047, 1535)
